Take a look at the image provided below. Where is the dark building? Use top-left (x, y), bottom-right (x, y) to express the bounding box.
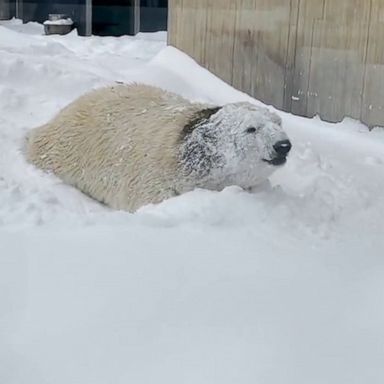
top-left (0, 0), bottom-right (167, 36)
top-left (139, 0), bottom-right (167, 32)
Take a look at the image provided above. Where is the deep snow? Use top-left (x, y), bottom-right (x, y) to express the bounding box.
top-left (0, 19), bottom-right (383, 384)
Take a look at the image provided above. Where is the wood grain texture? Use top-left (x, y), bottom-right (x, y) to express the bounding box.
top-left (169, 0), bottom-right (384, 127)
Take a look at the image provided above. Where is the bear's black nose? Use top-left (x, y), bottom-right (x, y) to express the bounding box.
top-left (273, 140), bottom-right (292, 156)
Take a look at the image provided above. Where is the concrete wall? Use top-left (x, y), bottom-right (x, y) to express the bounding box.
top-left (168, 0), bottom-right (384, 128)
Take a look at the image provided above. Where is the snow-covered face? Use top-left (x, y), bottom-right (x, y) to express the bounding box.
top-left (180, 102), bottom-right (291, 189)
top-left (217, 102), bottom-right (290, 163)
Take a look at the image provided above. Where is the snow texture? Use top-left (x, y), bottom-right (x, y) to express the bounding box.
top-left (1, 19), bottom-right (384, 384)
top-left (43, 18), bottom-right (73, 26)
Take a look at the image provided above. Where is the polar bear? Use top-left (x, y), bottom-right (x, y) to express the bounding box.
top-left (25, 83), bottom-right (291, 212)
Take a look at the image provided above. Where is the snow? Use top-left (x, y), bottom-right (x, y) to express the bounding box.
top-left (1, 19), bottom-right (384, 384)
top-left (43, 18), bottom-right (74, 26)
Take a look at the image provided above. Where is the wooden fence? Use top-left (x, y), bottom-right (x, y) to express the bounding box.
top-left (168, 0), bottom-right (384, 128)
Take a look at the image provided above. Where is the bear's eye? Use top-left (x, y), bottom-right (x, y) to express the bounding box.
top-left (246, 127), bottom-right (257, 134)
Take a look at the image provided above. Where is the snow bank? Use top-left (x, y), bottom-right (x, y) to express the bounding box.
top-left (0, 20), bottom-right (383, 384)
top-left (43, 18), bottom-right (74, 26)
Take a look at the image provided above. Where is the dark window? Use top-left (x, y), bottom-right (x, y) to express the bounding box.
top-left (7, 0), bottom-right (168, 36)
top-left (92, 0), bottom-right (135, 36)
top-left (140, 0), bottom-right (167, 32)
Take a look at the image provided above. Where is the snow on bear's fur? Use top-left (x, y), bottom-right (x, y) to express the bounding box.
top-left (25, 83), bottom-right (290, 212)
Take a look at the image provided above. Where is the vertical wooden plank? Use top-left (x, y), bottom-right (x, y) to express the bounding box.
top-left (290, 0), bottom-right (326, 116)
top-left (169, 0), bottom-right (183, 47)
top-left (231, 0), bottom-right (258, 96)
top-left (362, 0), bottom-right (384, 127)
top-left (232, 0), bottom-right (291, 108)
top-left (306, 0), bottom-right (371, 122)
top-left (167, 0), bottom-right (176, 45)
top-left (250, 0), bottom-right (292, 108)
top-left (283, 0), bottom-right (300, 112)
top-left (203, 0), bottom-right (237, 84)
top-left (168, 0), bottom-right (182, 47)
top-left (190, 0), bottom-right (210, 64)
top-left (168, 0), bottom-right (208, 64)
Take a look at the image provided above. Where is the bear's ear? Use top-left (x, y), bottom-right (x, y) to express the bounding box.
top-left (182, 106), bottom-right (222, 138)
top-left (270, 112), bottom-right (282, 125)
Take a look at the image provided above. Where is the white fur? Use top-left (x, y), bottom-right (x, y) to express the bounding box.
top-left (25, 83), bottom-right (289, 212)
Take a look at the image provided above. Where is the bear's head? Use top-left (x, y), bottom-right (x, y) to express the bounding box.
top-left (180, 102), bottom-right (291, 190)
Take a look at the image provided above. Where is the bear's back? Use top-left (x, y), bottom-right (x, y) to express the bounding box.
top-left (26, 83), bottom-right (204, 211)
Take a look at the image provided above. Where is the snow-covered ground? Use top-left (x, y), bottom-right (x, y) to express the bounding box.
top-left (1, 19), bottom-right (384, 384)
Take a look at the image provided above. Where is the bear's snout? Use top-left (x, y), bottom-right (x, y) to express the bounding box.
top-left (262, 139), bottom-right (291, 166)
top-left (273, 140), bottom-right (292, 157)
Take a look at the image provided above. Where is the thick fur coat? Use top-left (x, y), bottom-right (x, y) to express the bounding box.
top-left (26, 83), bottom-right (289, 212)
